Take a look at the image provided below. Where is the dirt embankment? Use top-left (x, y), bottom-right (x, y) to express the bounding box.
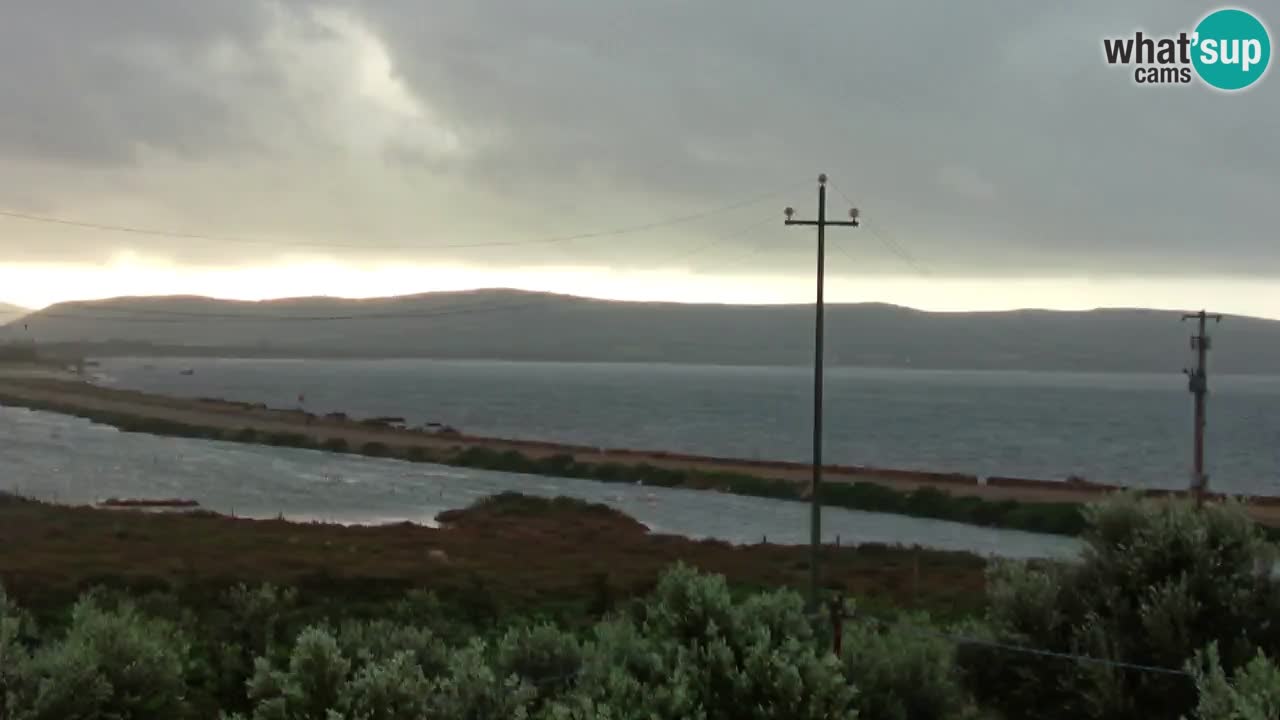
top-left (1, 376), bottom-right (1277, 525)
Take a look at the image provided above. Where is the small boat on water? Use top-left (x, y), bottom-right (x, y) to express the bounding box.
top-left (95, 497), bottom-right (201, 512)
top-left (179, 368), bottom-right (195, 376)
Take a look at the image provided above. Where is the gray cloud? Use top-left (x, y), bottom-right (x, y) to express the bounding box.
top-left (0, 0), bottom-right (1277, 277)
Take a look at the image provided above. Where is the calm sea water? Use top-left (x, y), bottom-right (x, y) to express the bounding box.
top-left (0, 405), bottom-right (1078, 559)
top-left (94, 358), bottom-right (1280, 495)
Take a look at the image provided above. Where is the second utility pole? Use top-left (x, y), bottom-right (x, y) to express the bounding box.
top-left (785, 173), bottom-right (859, 613)
top-left (1183, 309), bottom-right (1223, 506)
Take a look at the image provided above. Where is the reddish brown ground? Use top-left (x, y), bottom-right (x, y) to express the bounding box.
top-left (0, 493), bottom-right (987, 617)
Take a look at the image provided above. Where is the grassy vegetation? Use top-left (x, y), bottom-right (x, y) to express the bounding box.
top-left (0, 491), bottom-right (986, 624)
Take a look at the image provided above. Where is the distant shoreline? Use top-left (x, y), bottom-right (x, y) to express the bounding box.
top-left (22, 348), bottom-right (1280, 377)
top-left (1, 374), bottom-right (1278, 534)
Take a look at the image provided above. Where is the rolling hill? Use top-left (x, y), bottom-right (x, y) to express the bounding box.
top-left (6, 289), bottom-right (1280, 373)
top-left (0, 302), bottom-right (28, 326)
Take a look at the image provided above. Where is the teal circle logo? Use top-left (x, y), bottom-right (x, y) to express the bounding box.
top-left (1192, 8), bottom-right (1271, 90)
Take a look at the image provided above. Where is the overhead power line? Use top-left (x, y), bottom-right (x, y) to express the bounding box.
top-left (0, 180), bottom-right (804, 252)
top-left (854, 617), bottom-right (1192, 678)
top-left (13, 209), bottom-right (785, 325)
top-left (827, 179), bottom-right (932, 276)
top-left (20, 298), bottom-right (551, 324)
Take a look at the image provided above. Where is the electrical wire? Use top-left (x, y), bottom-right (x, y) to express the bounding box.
top-left (13, 211), bottom-right (784, 325)
top-left (855, 616), bottom-right (1192, 678)
top-left (826, 179), bottom-right (933, 276)
top-left (0, 180), bottom-right (806, 252)
top-left (19, 298), bottom-right (549, 324)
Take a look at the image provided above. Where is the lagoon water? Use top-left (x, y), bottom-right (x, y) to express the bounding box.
top-left (93, 357), bottom-right (1280, 494)
top-left (7, 357), bottom-right (1280, 560)
top-left (0, 404), bottom-right (1078, 559)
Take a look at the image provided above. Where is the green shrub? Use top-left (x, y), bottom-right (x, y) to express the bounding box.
top-left (723, 473), bottom-right (802, 500)
top-left (495, 623), bottom-right (583, 710)
top-left (615, 563), bottom-right (857, 719)
top-left (454, 446), bottom-right (503, 469)
top-left (841, 613), bottom-right (969, 720)
top-left (339, 650), bottom-right (434, 720)
top-left (496, 450), bottom-right (537, 474)
top-left (427, 639), bottom-right (536, 719)
top-left (320, 437), bottom-right (350, 453)
top-left (631, 464), bottom-right (684, 488)
top-left (1189, 643), bottom-right (1280, 719)
top-left (225, 583), bottom-right (299, 658)
top-left (8, 596), bottom-right (191, 720)
top-left (360, 442), bottom-right (391, 458)
top-left (0, 584), bottom-right (34, 712)
top-left (199, 583), bottom-right (301, 714)
top-left (535, 454), bottom-right (578, 477)
top-left (244, 626), bottom-right (351, 719)
top-left (0, 565), bottom-right (871, 720)
top-left (589, 463), bottom-right (630, 483)
top-left (336, 619), bottom-right (449, 678)
top-left (960, 494), bottom-right (1280, 720)
top-left (265, 432), bottom-right (311, 448)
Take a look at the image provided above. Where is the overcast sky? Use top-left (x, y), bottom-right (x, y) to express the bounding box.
top-left (0, 1), bottom-right (1277, 315)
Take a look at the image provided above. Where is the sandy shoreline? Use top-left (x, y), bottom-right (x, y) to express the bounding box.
top-left (2, 373), bottom-right (1277, 525)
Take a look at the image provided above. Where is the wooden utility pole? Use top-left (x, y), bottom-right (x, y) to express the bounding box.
top-left (828, 593), bottom-right (847, 657)
top-left (1182, 310), bottom-right (1222, 506)
top-left (784, 174), bottom-right (859, 613)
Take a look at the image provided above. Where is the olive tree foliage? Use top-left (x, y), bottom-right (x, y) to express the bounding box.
top-left (1187, 644), bottom-right (1280, 720)
top-left (1, 584), bottom-right (35, 720)
top-left (2, 565), bottom-right (871, 720)
top-left (201, 583), bottom-right (302, 713)
top-left (960, 495), bottom-right (1280, 720)
top-left (227, 583), bottom-right (300, 660)
top-left (228, 563), bottom-right (858, 720)
top-left (2, 593), bottom-right (190, 720)
top-left (227, 624), bottom-right (527, 720)
top-left (545, 563), bottom-right (858, 720)
top-left (840, 612), bottom-right (971, 720)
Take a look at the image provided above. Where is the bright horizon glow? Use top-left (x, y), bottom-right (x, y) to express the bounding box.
top-left (1, 259), bottom-right (1278, 320)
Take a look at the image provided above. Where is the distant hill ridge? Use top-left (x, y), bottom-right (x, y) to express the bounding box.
top-left (6, 289), bottom-right (1280, 373)
top-left (0, 302), bottom-right (27, 325)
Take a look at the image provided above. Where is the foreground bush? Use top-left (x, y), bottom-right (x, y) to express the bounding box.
top-left (1188, 644), bottom-right (1280, 720)
top-left (1, 566), bottom-right (865, 719)
top-left (961, 495), bottom-right (1280, 720)
top-left (226, 564), bottom-right (857, 719)
top-left (11, 493), bottom-right (1280, 720)
top-left (841, 612), bottom-right (970, 720)
top-left (1, 584), bottom-right (33, 716)
top-left (4, 594), bottom-right (190, 720)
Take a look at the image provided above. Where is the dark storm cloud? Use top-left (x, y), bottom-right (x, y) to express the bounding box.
top-left (357, 0), bottom-right (1280, 275)
top-left (0, 0), bottom-right (1277, 275)
top-left (0, 1), bottom-right (269, 164)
